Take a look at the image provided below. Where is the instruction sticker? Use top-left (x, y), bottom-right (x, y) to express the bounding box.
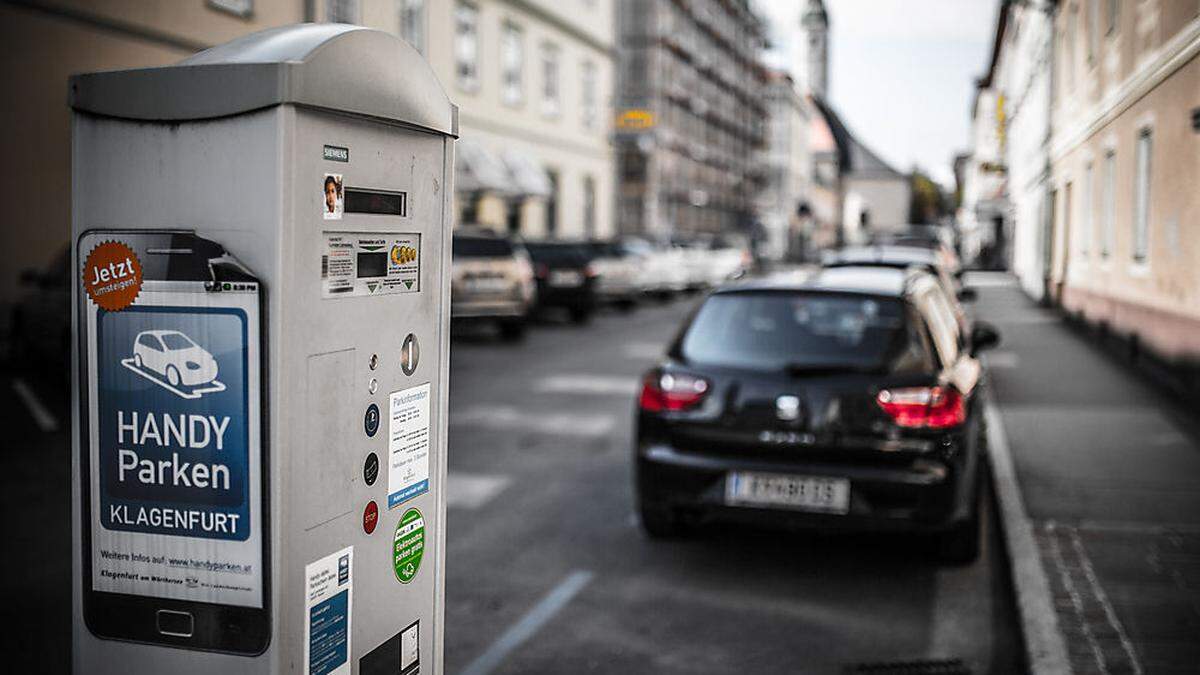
top-left (304, 546), bottom-right (353, 675)
top-left (387, 383), bottom-right (430, 509)
top-left (321, 232), bottom-right (421, 298)
top-left (392, 509), bottom-right (425, 584)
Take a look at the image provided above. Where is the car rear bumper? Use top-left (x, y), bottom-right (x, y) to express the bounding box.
top-left (635, 442), bottom-right (977, 533)
top-left (451, 299), bottom-right (527, 319)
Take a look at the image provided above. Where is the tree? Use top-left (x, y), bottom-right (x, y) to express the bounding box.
top-left (909, 168), bottom-right (950, 223)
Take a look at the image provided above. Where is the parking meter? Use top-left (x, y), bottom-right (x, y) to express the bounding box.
top-left (70, 24), bottom-right (456, 674)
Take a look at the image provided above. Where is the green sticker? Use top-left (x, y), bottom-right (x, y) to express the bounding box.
top-left (393, 508), bottom-right (425, 584)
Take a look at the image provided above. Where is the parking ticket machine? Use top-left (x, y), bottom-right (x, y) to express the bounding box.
top-left (70, 24), bottom-right (456, 674)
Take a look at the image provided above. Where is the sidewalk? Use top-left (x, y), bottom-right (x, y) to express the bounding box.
top-left (974, 274), bottom-right (1200, 674)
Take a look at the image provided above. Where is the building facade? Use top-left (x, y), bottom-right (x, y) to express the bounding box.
top-left (0, 0), bottom-right (307, 307)
top-left (354, 0), bottom-right (616, 241)
top-left (992, 0), bottom-right (1056, 299)
top-left (759, 71), bottom-right (812, 261)
top-left (1048, 0), bottom-right (1200, 367)
top-left (958, 82), bottom-right (1010, 268)
top-left (614, 0), bottom-right (769, 240)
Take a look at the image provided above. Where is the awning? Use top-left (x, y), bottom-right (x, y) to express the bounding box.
top-left (455, 138), bottom-right (517, 195)
top-left (500, 148), bottom-right (553, 198)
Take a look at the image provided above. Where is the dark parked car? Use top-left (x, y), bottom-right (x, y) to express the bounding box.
top-left (633, 266), bottom-right (1000, 563)
top-left (524, 241), bottom-right (597, 324)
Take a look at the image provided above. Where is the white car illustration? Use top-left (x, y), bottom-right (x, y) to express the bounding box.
top-left (132, 330), bottom-right (219, 388)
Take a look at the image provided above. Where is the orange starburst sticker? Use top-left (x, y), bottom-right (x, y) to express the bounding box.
top-left (82, 240), bottom-right (143, 311)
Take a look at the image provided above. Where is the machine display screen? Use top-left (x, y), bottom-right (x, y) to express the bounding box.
top-left (357, 252), bottom-right (388, 278)
top-left (345, 188), bottom-right (407, 216)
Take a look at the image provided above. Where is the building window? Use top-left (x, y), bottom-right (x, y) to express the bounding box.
top-left (501, 23), bottom-right (523, 106)
top-left (1065, 9), bottom-right (1077, 88)
top-left (455, 3), bottom-right (480, 91)
top-left (1133, 128), bottom-right (1152, 262)
top-left (1107, 0), bottom-right (1119, 34)
top-left (1102, 149), bottom-right (1116, 257)
top-left (1082, 162), bottom-right (1093, 255)
top-left (541, 42), bottom-right (560, 117)
top-left (1087, 0), bottom-right (1100, 62)
top-left (327, 0), bottom-right (359, 24)
top-left (208, 0), bottom-right (253, 18)
top-left (583, 175), bottom-right (597, 238)
top-left (581, 60), bottom-right (598, 129)
top-left (545, 170), bottom-right (559, 236)
top-left (398, 0), bottom-right (425, 54)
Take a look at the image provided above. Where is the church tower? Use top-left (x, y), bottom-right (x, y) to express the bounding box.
top-left (801, 0), bottom-right (829, 98)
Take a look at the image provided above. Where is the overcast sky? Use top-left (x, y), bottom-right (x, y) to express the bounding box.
top-left (755, 0), bottom-right (1002, 187)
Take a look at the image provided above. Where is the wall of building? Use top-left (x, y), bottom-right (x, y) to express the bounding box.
top-left (995, 1), bottom-right (1055, 300)
top-left (1050, 1), bottom-right (1200, 361)
top-left (760, 75), bottom-right (811, 260)
top-left (0, 0), bottom-right (305, 307)
top-left (846, 175), bottom-right (911, 232)
top-left (364, 0), bottom-right (616, 240)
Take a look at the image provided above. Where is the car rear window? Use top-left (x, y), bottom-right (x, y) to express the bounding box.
top-left (525, 243), bottom-right (589, 263)
top-left (453, 236), bottom-right (514, 258)
top-left (678, 292), bottom-right (916, 372)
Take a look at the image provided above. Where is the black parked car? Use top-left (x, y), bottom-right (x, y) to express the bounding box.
top-left (524, 241), bottom-right (597, 324)
top-left (633, 266), bottom-right (1000, 563)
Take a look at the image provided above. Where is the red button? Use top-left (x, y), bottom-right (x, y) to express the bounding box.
top-left (363, 500), bottom-right (379, 535)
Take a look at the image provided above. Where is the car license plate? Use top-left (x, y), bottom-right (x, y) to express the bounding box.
top-left (465, 277), bottom-right (508, 293)
top-left (549, 270), bottom-right (582, 287)
top-left (725, 472), bottom-right (850, 514)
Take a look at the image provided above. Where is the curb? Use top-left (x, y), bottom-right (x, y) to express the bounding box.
top-left (983, 394), bottom-right (1073, 674)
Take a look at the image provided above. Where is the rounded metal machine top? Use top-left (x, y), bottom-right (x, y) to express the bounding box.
top-left (69, 23), bottom-right (456, 137)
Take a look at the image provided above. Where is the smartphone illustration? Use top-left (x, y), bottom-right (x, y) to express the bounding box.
top-left (77, 231), bottom-right (270, 654)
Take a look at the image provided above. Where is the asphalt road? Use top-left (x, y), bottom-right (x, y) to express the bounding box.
top-left (443, 298), bottom-right (1021, 675)
top-left (0, 294), bottom-right (1021, 674)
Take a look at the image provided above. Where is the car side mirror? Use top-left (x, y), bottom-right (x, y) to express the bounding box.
top-left (957, 287), bottom-right (978, 302)
top-left (971, 321), bottom-right (1000, 355)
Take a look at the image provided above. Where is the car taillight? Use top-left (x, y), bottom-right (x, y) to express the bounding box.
top-left (535, 263), bottom-right (549, 279)
top-left (876, 386), bottom-right (965, 429)
top-left (638, 372), bottom-right (710, 412)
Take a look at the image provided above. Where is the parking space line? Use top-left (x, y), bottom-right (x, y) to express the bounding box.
top-left (533, 374), bottom-right (638, 396)
top-left (12, 378), bottom-right (59, 432)
top-left (459, 570), bottom-right (593, 675)
top-left (446, 472), bottom-right (511, 510)
top-left (984, 396), bottom-right (1072, 675)
top-left (451, 405), bottom-right (615, 437)
top-left (1068, 527), bottom-right (1143, 674)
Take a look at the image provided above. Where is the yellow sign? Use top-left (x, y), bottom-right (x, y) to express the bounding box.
top-left (616, 109), bottom-right (656, 130)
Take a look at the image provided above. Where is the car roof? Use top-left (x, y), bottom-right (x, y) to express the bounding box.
top-left (139, 329), bottom-right (182, 337)
top-left (823, 245), bottom-right (940, 267)
top-left (716, 265), bottom-right (929, 299)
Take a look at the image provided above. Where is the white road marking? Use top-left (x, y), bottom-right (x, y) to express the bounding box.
top-left (452, 405), bottom-right (615, 437)
top-left (984, 397), bottom-right (1072, 675)
top-left (459, 570), bottom-right (594, 675)
top-left (446, 472), bottom-right (511, 510)
top-left (1068, 526), bottom-right (1144, 674)
top-left (533, 374), bottom-right (638, 396)
top-left (1045, 521), bottom-right (1110, 674)
top-left (983, 351), bottom-right (1020, 369)
top-left (623, 342), bottom-right (664, 360)
top-left (12, 378), bottom-right (58, 432)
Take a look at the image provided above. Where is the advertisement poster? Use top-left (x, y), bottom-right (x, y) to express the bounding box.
top-left (304, 546), bottom-right (354, 675)
top-left (86, 283), bottom-right (263, 608)
top-left (387, 383), bottom-right (431, 509)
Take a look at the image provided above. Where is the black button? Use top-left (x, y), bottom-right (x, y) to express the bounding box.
top-left (364, 452), bottom-right (380, 486)
top-left (157, 610), bottom-right (194, 637)
top-left (364, 403), bottom-right (380, 437)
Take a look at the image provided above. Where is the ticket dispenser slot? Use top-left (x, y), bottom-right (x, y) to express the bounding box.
top-left (70, 24), bottom-right (456, 675)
